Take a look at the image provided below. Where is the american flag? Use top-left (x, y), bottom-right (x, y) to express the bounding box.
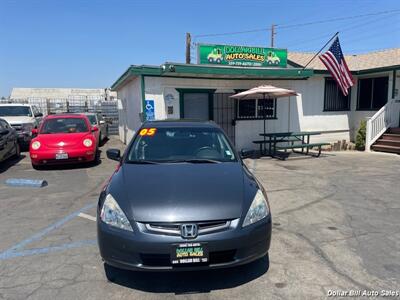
top-left (319, 37), bottom-right (354, 96)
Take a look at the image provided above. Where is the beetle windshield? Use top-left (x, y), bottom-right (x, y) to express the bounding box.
top-left (40, 118), bottom-right (89, 134)
top-left (127, 127), bottom-right (236, 163)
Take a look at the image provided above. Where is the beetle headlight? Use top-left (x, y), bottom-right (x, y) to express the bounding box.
top-left (243, 189), bottom-right (270, 227)
top-left (31, 141), bottom-right (41, 150)
top-left (83, 138), bottom-right (93, 147)
top-left (100, 194), bottom-right (133, 231)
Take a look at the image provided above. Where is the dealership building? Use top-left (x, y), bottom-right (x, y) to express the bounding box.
top-left (111, 45), bottom-right (399, 150)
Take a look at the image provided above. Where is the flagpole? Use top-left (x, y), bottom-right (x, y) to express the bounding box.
top-left (302, 31), bottom-right (339, 70)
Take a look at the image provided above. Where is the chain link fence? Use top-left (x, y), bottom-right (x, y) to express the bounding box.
top-left (0, 98), bottom-right (119, 135)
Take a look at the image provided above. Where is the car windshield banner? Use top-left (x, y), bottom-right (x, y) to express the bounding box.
top-left (198, 44), bottom-right (287, 68)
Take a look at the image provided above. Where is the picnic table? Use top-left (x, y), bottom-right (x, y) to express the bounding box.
top-left (253, 131), bottom-right (330, 160)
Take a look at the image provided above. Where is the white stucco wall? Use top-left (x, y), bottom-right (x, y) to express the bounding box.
top-left (115, 71), bottom-right (394, 148)
top-left (116, 77), bottom-right (142, 144)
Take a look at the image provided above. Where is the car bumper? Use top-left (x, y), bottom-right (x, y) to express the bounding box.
top-left (97, 216), bottom-right (271, 272)
top-left (30, 148), bottom-right (96, 165)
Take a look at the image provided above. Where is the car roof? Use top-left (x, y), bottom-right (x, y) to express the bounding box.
top-left (44, 113), bottom-right (88, 120)
top-left (142, 119), bottom-right (220, 128)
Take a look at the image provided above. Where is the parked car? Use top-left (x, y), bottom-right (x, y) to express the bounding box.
top-left (97, 120), bottom-right (271, 274)
top-left (81, 113), bottom-right (108, 145)
top-left (29, 114), bottom-right (98, 168)
top-left (0, 118), bottom-right (20, 163)
top-left (0, 103), bottom-right (43, 147)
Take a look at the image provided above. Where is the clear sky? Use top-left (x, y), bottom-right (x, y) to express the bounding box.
top-left (0, 0), bottom-right (399, 97)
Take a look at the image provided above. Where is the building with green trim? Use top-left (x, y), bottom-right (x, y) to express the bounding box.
top-left (112, 48), bottom-right (399, 149)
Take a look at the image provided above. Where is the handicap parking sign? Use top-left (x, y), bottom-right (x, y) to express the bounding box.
top-left (145, 100), bottom-right (155, 121)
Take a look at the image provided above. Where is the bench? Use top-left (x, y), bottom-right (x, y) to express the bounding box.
top-left (253, 138), bottom-right (301, 154)
top-left (275, 142), bottom-right (331, 158)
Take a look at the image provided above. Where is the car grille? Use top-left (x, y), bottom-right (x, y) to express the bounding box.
top-left (140, 250), bottom-right (236, 267)
top-left (142, 219), bottom-right (238, 236)
top-left (11, 124), bottom-right (22, 131)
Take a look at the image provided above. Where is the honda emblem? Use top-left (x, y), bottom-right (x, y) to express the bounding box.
top-left (180, 224), bottom-right (198, 239)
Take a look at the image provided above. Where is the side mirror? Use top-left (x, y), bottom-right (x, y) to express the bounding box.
top-left (31, 128), bottom-right (38, 136)
top-left (91, 126), bottom-right (99, 132)
top-left (35, 112), bottom-right (43, 117)
top-left (99, 120), bottom-right (105, 125)
top-left (240, 148), bottom-right (255, 159)
top-left (107, 149), bottom-right (121, 161)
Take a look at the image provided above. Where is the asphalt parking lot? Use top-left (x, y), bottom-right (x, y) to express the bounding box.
top-left (0, 137), bottom-right (399, 299)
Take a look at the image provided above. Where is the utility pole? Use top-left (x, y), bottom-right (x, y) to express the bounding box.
top-left (186, 32), bottom-right (191, 64)
top-left (270, 24), bottom-right (275, 48)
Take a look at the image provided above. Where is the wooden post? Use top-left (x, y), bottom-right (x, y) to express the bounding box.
top-left (271, 24), bottom-right (275, 47)
top-left (186, 33), bottom-right (191, 64)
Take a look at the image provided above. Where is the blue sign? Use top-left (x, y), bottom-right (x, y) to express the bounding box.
top-left (145, 100), bottom-right (155, 121)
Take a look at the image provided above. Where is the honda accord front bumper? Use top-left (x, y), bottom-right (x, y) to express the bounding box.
top-left (97, 215), bottom-right (271, 272)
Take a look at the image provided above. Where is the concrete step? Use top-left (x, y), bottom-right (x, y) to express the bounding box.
top-left (371, 144), bottom-right (400, 154)
top-left (388, 127), bottom-right (400, 134)
top-left (375, 139), bottom-right (400, 147)
top-left (381, 134), bottom-right (400, 141)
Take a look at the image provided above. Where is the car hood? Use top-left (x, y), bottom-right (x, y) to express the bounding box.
top-left (112, 163), bottom-right (246, 223)
top-left (2, 116), bottom-right (34, 125)
top-left (37, 132), bottom-right (91, 148)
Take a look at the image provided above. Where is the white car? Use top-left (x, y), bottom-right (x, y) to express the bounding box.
top-left (82, 112), bottom-right (109, 144)
top-left (0, 104), bottom-right (43, 147)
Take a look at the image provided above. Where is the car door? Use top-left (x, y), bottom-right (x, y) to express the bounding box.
top-left (0, 120), bottom-right (15, 160)
top-left (97, 114), bottom-right (107, 138)
top-left (0, 121), bottom-right (7, 160)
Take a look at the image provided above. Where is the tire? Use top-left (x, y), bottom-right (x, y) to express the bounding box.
top-left (208, 57), bottom-right (214, 63)
top-left (216, 58), bottom-right (221, 63)
top-left (32, 163), bottom-right (42, 170)
top-left (94, 148), bottom-right (100, 164)
top-left (13, 142), bottom-right (20, 159)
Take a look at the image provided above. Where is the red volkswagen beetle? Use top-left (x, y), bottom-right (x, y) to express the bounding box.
top-left (30, 114), bottom-right (98, 168)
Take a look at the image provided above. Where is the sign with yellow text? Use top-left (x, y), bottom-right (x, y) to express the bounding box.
top-left (198, 44), bottom-right (287, 67)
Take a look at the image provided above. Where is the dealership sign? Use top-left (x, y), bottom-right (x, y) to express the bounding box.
top-left (198, 44), bottom-right (287, 67)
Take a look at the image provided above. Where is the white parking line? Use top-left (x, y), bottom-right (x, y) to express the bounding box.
top-left (78, 212), bottom-right (96, 222)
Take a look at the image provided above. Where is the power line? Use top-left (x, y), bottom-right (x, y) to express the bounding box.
top-left (277, 9), bottom-right (400, 30)
top-left (192, 9), bottom-right (400, 39)
top-left (285, 13), bottom-right (398, 49)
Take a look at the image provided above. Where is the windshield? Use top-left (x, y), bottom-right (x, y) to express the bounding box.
top-left (127, 127), bottom-right (236, 163)
top-left (0, 106), bottom-right (32, 117)
top-left (40, 118), bottom-right (89, 134)
top-left (86, 115), bottom-right (97, 125)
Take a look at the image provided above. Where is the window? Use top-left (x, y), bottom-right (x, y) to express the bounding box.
top-left (357, 76), bottom-right (388, 110)
top-left (324, 78), bottom-right (351, 111)
top-left (236, 98), bottom-right (276, 119)
top-left (128, 127), bottom-right (236, 162)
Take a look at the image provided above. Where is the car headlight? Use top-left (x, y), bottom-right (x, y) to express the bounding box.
top-left (31, 141), bottom-right (41, 150)
top-left (22, 123), bottom-right (34, 133)
top-left (243, 189), bottom-right (270, 227)
top-left (83, 138), bottom-right (93, 147)
top-left (100, 193), bottom-right (133, 231)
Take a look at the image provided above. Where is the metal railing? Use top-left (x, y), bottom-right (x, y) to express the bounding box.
top-left (366, 99), bottom-right (400, 151)
top-left (0, 98), bottom-right (119, 135)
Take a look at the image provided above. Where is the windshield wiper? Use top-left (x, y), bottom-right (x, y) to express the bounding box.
top-left (180, 159), bottom-right (221, 164)
top-left (126, 160), bottom-right (159, 164)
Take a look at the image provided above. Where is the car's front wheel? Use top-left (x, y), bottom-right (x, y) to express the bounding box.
top-left (13, 142), bottom-right (20, 158)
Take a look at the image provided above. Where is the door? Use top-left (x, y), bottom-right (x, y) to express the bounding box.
top-left (213, 93), bottom-right (236, 145)
top-left (183, 93), bottom-right (210, 120)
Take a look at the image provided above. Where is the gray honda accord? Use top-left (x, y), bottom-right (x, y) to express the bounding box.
top-left (97, 120), bottom-right (271, 272)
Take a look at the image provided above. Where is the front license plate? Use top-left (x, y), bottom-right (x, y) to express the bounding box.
top-left (171, 243), bottom-right (209, 265)
top-left (55, 153), bottom-right (68, 160)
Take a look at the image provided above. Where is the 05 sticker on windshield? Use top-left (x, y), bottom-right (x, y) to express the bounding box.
top-left (139, 128), bottom-right (157, 136)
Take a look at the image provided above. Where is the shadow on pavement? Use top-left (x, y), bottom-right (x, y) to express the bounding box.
top-left (0, 154), bottom-right (26, 174)
top-left (104, 255), bottom-right (269, 295)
